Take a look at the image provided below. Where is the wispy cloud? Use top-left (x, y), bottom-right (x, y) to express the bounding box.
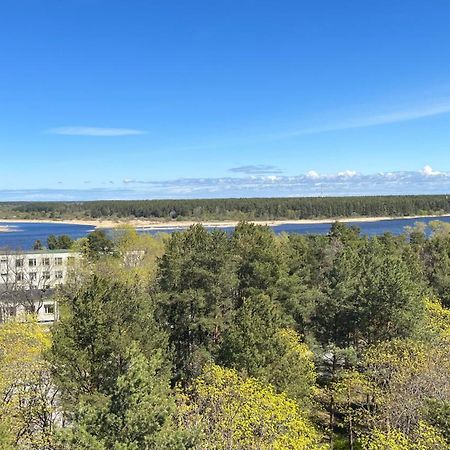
top-left (275, 99), bottom-right (450, 139)
top-left (123, 96), bottom-right (450, 157)
top-left (48, 126), bottom-right (146, 136)
top-left (229, 164), bottom-right (283, 175)
top-left (0, 188), bottom-right (138, 201)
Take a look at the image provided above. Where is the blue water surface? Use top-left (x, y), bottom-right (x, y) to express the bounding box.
top-left (2, 216), bottom-right (450, 250)
top-left (0, 222), bottom-right (95, 250)
top-left (140, 216), bottom-right (450, 238)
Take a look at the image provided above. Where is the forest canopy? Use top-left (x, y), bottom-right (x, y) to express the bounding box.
top-left (1, 194), bottom-right (450, 221)
top-left (3, 221), bottom-right (450, 449)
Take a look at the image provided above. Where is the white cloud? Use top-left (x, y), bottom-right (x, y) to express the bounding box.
top-left (422, 165), bottom-right (441, 176)
top-left (3, 167), bottom-right (450, 201)
top-left (338, 170), bottom-right (358, 177)
top-left (112, 167), bottom-right (450, 198)
top-left (48, 127), bottom-right (146, 136)
top-left (306, 170), bottom-right (320, 179)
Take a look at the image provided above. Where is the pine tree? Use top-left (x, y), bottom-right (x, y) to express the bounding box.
top-left (220, 294), bottom-right (316, 404)
top-left (56, 344), bottom-right (195, 450)
top-left (49, 275), bottom-right (167, 405)
top-left (156, 225), bottom-right (237, 383)
top-left (232, 222), bottom-right (285, 300)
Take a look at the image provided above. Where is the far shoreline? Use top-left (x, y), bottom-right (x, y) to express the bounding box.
top-left (1, 213), bottom-right (450, 230)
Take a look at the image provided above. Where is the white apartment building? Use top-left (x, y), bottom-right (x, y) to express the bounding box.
top-left (0, 249), bottom-right (74, 323)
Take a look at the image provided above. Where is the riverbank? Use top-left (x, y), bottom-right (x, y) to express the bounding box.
top-left (2, 213), bottom-right (450, 230)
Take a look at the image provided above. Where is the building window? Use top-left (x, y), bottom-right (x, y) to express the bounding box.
top-left (16, 272), bottom-right (24, 282)
top-left (43, 271), bottom-right (51, 280)
top-left (42, 258), bottom-right (50, 266)
top-left (29, 272), bottom-right (37, 281)
top-left (44, 304), bottom-right (55, 315)
top-left (28, 258), bottom-right (37, 267)
top-left (15, 259), bottom-right (24, 268)
top-left (55, 257), bottom-right (63, 265)
top-left (55, 271), bottom-right (63, 279)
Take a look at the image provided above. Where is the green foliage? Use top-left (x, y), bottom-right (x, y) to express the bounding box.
top-left (32, 239), bottom-right (43, 250)
top-left (299, 233), bottom-right (424, 350)
top-left (232, 222), bottom-right (285, 298)
top-left (47, 234), bottom-right (74, 249)
top-left (0, 424), bottom-right (15, 450)
top-left (311, 242), bottom-right (361, 348)
top-left (87, 229), bottom-right (115, 257)
top-left (56, 343), bottom-right (195, 450)
top-left (422, 228), bottom-right (450, 307)
top-left (220, 293), bottom-right (283, 376)
top-left (49, 276), bottom-right (167, 405)
top-left (50, 273), bottom-right (194, 448)
top-left (157, 225), bottom-right (238, 383)
top-left (5, 194), bottom-right (450, 221)
top-left (4, 220), bottom-right (450, 448)
top-left (220, 294), bottom-right (316, 404)
top-left (265, 328), bottom-right (317, 404)
top-left (425, 399), bottom-right (450, 442)
top-left (356, 238), bottom-right (424, 345)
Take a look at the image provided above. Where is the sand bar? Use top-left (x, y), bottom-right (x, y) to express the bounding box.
top-left (1, 214), bottom-right (450, 230)
top-left (0, 225), bottom-right (15, 233)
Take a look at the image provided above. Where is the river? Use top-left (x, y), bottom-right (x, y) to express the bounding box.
top-left (2, 215), bottom-right (450, 250)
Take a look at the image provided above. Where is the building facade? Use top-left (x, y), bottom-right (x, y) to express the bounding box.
top-left (0, 249), bottom-right (74, 323)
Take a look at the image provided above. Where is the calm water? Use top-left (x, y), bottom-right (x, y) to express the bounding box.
top-left (141, 215), bottom-right (450, 237)
top-left (2, 216), bottom-right (450, 250)
top-left (0, 222), bottom-right (95, 250)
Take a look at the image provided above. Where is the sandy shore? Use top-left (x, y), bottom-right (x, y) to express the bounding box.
top-left (0, 225), bottom-right (16, 233)
top-left (1, 214), bottom-right (450, 230)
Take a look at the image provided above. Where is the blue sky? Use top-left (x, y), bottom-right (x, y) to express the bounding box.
top-left (2, 0), bottom-right (450, 200)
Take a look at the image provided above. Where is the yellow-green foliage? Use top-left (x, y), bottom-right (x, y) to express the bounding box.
top-left (363, 315), bottom-right (450, 448)
top-left (364, 338), bottom-right (435, 428)
top-left (361, 427), bottom-right (410, 450)
top-left (424, 297), bottom-right (450, 341)
top-left (111, 225), bottom-right (166, 281)
top-left (68, 226), bottom-right (166, 288)
top-left (181, 364), bottom-right (327, 450)
top-left (0, 317), bottom-right (50, 388)
top-left (361, 421), bottom-right (447, 450)
top-left (0, 318), bottom-right (52, 449)
top-left (114, 225), bottom-right (166, 260)
top-left (330, 369), bottom-right (374, 429)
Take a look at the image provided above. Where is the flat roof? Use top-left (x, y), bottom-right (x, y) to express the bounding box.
top-left (0, 249), bottom-right (73, 255)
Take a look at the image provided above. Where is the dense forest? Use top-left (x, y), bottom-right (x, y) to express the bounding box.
top-left (1, 194), bottom-right (450, 221)
top-left (2, 221), bottom-right (450, 449)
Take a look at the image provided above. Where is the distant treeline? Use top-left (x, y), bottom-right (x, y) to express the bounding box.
top-left (2, 194), bottom-right (450, 220)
